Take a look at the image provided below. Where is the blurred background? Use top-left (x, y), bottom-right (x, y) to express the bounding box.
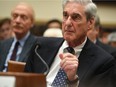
top-left (0, 0), bottom-right (116, 47)
top-left (0, 0), bottom-right (116, 27)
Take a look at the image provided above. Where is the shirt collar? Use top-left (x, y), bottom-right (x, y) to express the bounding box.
top-left (63, 37), bottom-right (87, 55)
top-left (74, 37), bottom-right (87, 55)
top-left (14, 31), bottom-right (30, 47)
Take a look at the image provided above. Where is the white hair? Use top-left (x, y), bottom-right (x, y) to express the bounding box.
top-left (43, 28), bottom-right (63, 37)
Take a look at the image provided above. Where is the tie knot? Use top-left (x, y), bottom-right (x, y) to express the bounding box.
top-left (63, 47), bottom-right (75, 55)
top-left (15, 41), bottom-right (20, 48)
top-left (16, 41), bottom-right (20, 46)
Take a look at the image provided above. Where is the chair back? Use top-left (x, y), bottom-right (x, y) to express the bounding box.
top-left (8, 60), bottom-right (26, 72)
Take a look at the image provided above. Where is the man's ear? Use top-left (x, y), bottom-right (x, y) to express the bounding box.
top-left (95, 27), bottom-right (100, 36)
top-left (87, 17), bottom-right (95, 31)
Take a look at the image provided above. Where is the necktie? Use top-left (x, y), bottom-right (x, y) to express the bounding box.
top-left (10, 41), bottom-right (20, 61)
top-left (52, 68), bottom-right (67, 87)
top-left (52, 47), bottom-right (75, 87)
top-left (63, 47), bottom-right (75, 55)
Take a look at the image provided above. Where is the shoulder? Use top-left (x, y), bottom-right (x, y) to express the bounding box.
top-left (0, 38), bottom-right (13, 54)
top-left (36, 37), bottom-right (64, 44)
top-left (96, 39), bottom-right (115, 52)
top-left (84, 39), bottom-right (115, 75)
top-left (84, 39), bottom-right (114, 61)
top-left (30, 37), bottom-right (64, 51)
top-left (96, 39), bottom-right (116, 58)
top-left (27, 34), bottom-right (38, 41)
top-left (0, 38), bottom-right (13, 46)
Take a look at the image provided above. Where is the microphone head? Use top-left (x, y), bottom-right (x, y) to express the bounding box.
top-left (35, 41), bottom-right (41, 49)
top-left (63, 47), bottom-right (75, 55)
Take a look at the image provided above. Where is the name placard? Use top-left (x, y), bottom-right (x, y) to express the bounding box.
top-left (0, 76), bottom-right (16, 87)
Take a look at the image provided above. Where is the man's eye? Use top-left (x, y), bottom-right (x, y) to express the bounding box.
top-left (71, 14), bottom-right (81, 21)
top-left (63, 13), bottom-right (67, 17)
top-left (63, 12), bottom-right (68, 19)
top-left (12, 14), bottom-right (18, 19)
top-left (21, 15), bottom-right (28, 20)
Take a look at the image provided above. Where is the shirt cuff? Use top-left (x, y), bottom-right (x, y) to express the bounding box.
top-left (66, 75), bottom-right (79, 87)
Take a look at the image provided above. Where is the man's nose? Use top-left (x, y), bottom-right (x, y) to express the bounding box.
top-left (65, 16), bottom-right (72, 27)
top-left (15, 16), bottom-right (21, 23)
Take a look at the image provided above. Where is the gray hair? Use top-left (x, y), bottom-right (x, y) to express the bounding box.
top-left (108, 32), bottom-right (116, 42)
top-left (94, 14), bottom-right (100, 29)
top-left (62, 0), bottom-right (97, 21)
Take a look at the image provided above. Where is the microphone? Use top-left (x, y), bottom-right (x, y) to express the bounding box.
top-left (35, 44), bottom-right (49, 75)
top-left (63, 47), bottom-right (75, 55)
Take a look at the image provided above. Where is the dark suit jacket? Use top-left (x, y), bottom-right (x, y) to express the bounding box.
top-left (24, 37), bottom-right (115, 87)
top-left (96, 39), bottom-right (116, 59)
top-left (0, 34), bottom-right (37, 71)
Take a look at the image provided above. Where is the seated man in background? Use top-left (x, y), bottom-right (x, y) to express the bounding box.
top-left (0, 18), bottom-right (14, 40)
top-left (0, 2), bottom-right (37, 72)
top-left (25, 0), bottom-right (115, 87)
top-left (87, 14), bottom-right (116, 59)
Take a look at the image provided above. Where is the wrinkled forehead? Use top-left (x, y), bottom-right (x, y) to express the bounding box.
top-left (11, 3), bottom-right (34, 20)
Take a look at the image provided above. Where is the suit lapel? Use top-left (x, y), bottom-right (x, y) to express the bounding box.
top-left (37, 37), bottom-right (64, 73)
top-left (77, 39), bottom-right (95, 81)
top-left (3, 39), bottom-right (13, 59)
top-left (19, 34), bottom-right (37, 61)
top-left (2, 38), bottom-right (14, 60)
top-left (0, 38), bottom-right (13, 71)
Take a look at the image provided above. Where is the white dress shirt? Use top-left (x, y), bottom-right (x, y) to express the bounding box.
top-left (46, 37), bottom-right (87, 87)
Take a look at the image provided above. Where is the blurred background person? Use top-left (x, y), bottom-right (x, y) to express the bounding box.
top-left (46, 19), bottom-right (62, 29)
top-left (43, 28), bottom-right (63, 37)
top-left (87, 14), bottom-right (116, 59)
top-left (99, 27), bottom-right (116, 44)
top-left (108, 32), bottom-right (116, 48)
top-left (0, 18), bottom-right (14, 40)
top-left (41, 19), bottom-right (62, 37)
top-left (30, 24), bottom-right (47, 36)
top-left (0, 2), bottom-right (37, 72)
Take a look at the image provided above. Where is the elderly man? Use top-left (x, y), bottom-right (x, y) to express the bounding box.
top-left (25, 0), bottom-right (115, 87)
top-left (0, 3), bottom-right (37, 72)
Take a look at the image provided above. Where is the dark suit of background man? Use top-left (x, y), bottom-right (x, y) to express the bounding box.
top-left (0, 2), bottom-right (37, 72)
top-left (25, 0), bottom-right (115, 87)
top-left (87, 14), bottom-right (116, 59)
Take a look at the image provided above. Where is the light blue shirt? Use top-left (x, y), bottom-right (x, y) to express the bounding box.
top-left (3, 32), bottom-right (30, 72)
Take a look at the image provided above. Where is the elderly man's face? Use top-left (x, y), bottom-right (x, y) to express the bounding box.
top-left (11, 4), bottom-right (33, 39)
top-left (62, 2), bottom-right (93, 46)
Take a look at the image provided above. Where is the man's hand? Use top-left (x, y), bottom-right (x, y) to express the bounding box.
top-left (59, 53), bottom-right (79, 81)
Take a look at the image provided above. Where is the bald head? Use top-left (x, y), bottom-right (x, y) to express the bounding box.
top-left (11, 2), bottom-right (35, 22)
top-left (11, 2), bottom-right (35, 40)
